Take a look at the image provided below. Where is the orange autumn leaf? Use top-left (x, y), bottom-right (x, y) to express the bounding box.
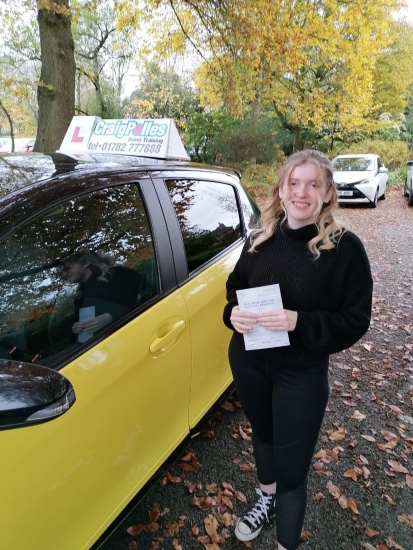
top-left (329, 427), bottom-right (346, 441)
top-left (338, 495), bottom-right (348, 509)
top-left (204, 514), bottom-right (219, 536)
top-left (126, 524), bottom-right (146, 536)
top-left (406, 474), bottom-right (413, 489)
top-left (366, 527), bottom-right (379, 537)
top-left (347, 499), bottom-right (360, 515)
top-left (235, 491), bottom-right (247, 503)
top-left (222, 512), bottom-right (233, 527)
top-left (192, 525), bottom-right (200, 536)
top-left (149, 505), bottom-right (160, 523)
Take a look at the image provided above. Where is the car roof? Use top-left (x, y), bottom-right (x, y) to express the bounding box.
top-left (0, 151), bottom-right (239, 197)
top-left (0, 152), bottom-right (241, 235)
top-left (333, 154), bottom-right (377, 159)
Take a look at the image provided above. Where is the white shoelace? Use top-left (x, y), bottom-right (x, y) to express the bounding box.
top-left (241, 488), bottom-right (274, 527)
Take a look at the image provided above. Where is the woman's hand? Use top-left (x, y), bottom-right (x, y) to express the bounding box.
top-left (230, 305), bottom-right (258, 334)
top-left (72, 313), bottom-right (113, 334)
top-left (256, 309), bottom-right (298, 332)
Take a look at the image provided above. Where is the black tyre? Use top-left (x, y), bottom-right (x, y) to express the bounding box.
top-left (408, 192), bottom-right (413, 207)
top-left (369, 188), bottom-right (379, 208)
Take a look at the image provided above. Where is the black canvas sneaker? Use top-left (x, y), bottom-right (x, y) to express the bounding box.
top-left (234, 487), bottom-right (276, 542)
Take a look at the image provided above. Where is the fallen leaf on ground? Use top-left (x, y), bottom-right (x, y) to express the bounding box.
top-left (386, 536), bottom-right (404, 549)
top-left (366, 528), bottom-right (379, 537)
top-left (388, 460), bottom-right (409, 474)
top-left (126, 524), bottom-right (146, 536)
top-left (329, 427), bottom-right (346, 441)
top-left (204, 514), bottom-right (219, 537)
top-left (149, 505), bottom-right (160, 523)
top-left (347, 499), bottom-right (359, 514)
top-left (398, 514), bottom-right (413, 528)
top-left (352, 410), bottom-right (366, 421)
top-left (326, 481), bottom-right (341, 499)
top-left (361, 435), bottom-right (376, 442)
top-left (235, 490), bottom-right (247, 503)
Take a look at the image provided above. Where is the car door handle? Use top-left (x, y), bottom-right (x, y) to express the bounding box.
top-left (149, 320), bottom-right (186, 353)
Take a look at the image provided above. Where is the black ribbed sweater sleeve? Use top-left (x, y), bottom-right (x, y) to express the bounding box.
top-left (223, 225), bottom-right (373, 359)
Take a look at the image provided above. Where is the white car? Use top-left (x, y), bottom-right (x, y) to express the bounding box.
top-left (332, 154), bottom-right (388, 208)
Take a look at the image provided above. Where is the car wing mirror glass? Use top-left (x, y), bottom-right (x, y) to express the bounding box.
top-left (0, 360), bottom-right (75, 431)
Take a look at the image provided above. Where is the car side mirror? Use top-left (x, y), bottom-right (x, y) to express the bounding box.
top-left (0, 360), bottom-right (75, 431)
top-left (379, 167), bottom-right (388, 173)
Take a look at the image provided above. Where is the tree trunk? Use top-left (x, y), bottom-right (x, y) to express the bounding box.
top-left (0, 100), bottom-right (15, 150)
top-left (292, 126), bottom-right (301, 152)
top-left (34, 0), bottom-right (75, 153)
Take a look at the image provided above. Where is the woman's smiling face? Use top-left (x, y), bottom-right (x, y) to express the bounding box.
top-left (279, 161), bottom-right (333, 229)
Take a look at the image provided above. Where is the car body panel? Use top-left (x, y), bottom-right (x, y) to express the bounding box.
top-left (0, 149), bottom-right (255, 549)
top-left (0, 290), bottom-right (192, 550)
top-left (333, 154), bottom-right (388, 205)
top-left (0, 137), bottom-right (36, 154)
top-left (180, 246), bottom-right (242, 427)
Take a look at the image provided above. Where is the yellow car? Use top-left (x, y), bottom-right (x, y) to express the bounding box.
top-left (0, 144), bottom-right (259, 549)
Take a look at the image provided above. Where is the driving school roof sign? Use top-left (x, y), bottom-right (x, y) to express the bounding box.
top-left (57, 116), bottom-right (190, 161)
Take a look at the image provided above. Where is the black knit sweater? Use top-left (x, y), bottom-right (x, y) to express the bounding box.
top-left (223, 221), bottom-right (373, 364)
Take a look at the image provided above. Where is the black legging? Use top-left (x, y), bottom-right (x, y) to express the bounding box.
top-left (229, 334), bottom-right (329, 550)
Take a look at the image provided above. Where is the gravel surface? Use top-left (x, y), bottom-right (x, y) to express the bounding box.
top-left (100, 188), bottom-right (413, 550)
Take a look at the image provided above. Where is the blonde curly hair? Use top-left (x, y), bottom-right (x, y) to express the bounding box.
top-left (249, 150), bottom-right (345, 259)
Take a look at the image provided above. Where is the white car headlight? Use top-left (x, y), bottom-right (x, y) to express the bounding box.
top-left (359, 177), bottom-right (373, 185)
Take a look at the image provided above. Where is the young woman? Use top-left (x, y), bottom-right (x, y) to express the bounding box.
top-left (59, 251), bottom-right (143, 338)
top-left (223, 150), bottom-right (373, 550)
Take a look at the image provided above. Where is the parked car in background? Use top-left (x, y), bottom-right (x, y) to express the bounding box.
top-left (404, 160), bottom-right (413, 206)
top-left (332, 153), bottom-right (388, 208)
top-left (0, 117), bottom-right (259, 550)
top-left (0, 137), bottom-right (35, 154)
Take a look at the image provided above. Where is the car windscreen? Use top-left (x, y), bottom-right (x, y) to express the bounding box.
top-left (333, 157), bottom-right (374, 171)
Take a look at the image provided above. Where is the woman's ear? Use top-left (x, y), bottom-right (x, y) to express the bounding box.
top-left (324, 186), bottom-right (334, 204)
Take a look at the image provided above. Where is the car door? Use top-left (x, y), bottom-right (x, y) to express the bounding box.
top-left (0, 178), bottom-right (192, 550)
top-left (377, 156), bottom-right (387, 195)
top-left (153, 173), bottom-right (248, 427)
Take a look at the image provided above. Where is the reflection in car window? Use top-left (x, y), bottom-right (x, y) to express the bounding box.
top-left (0, 184), bottom-right (159, 368)
top-left (166, 179), bottom-right (241, 272)
top-left (333, 157), bottom-right (374, 171)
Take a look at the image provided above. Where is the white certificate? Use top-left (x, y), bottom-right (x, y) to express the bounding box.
top-left (77, 306), bottom-right (95, 343)
top-left (236, 284), bottom-right (290, 350)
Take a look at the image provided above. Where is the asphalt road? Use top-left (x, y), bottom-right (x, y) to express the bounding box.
top-left (99, 188), bottom-right (413, 550)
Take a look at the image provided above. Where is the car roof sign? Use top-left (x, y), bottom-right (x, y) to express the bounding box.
top-left (57, 116), bottom-right (190, 161)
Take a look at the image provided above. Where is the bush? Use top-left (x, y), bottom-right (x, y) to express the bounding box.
top-left (388, 166), bottom-right (409, 188)
top-left (240, 163), bottom-right (280, 189)
top-left (214, 119), bottom-right (284, 167)
top-left (333, 139), bottom-right (409, 169)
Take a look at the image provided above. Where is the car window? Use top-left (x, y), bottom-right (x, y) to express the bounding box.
top-left (165, 179), bottom-right (242, 272)
top-left (0, 184), bottom-right (159, 368)
top-left (333, 157), bottom-right (374, 171)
